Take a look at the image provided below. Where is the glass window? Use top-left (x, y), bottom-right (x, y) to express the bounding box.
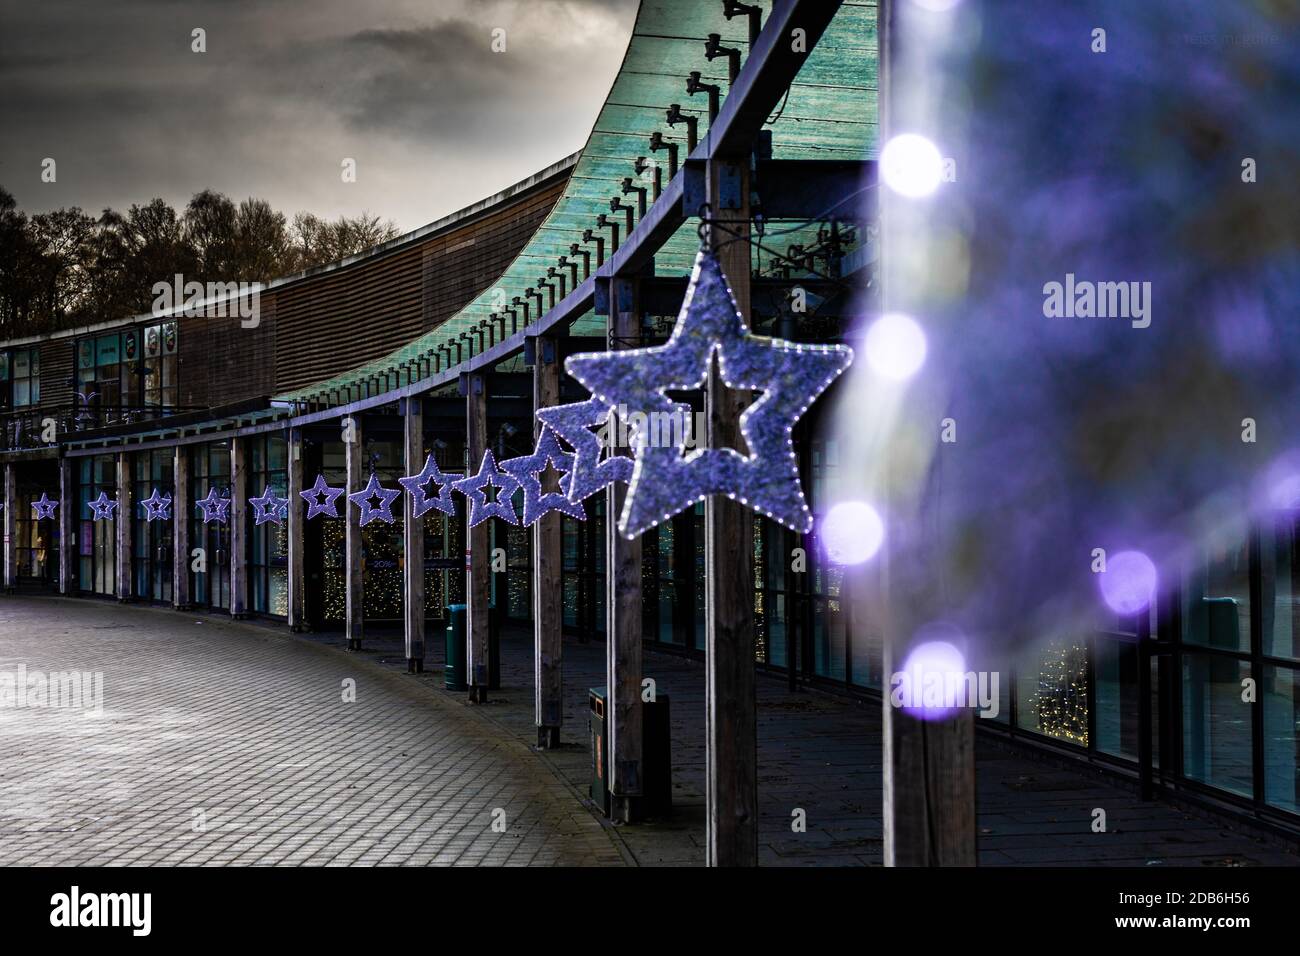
top-left (1184, 536), bottom-right (1251, 652)
top-left (1015, 637), bottom-right (1090, 746)
top-left (1265, 515), bottom-right (1300, 661)
top-left (1264, 664), bottom-right (1300, 813)
top-left (11, 348), bottom-right (39, 407)
top-left (1182, 655), bottom-right (1252, 797)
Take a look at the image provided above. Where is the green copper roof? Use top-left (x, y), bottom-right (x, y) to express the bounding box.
top-left (277, 0), bottom-right (877, 403)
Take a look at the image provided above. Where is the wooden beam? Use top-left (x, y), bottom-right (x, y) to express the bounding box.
top-left (533, 336), bottom-right (563, 748)
top-left (465, 371), bottom-right (490, 702)
top-left (403, 399), bottom-right (426, 670)
top-left (172, 446), bottom-right (190, 609)
top-left (229, 438), bottom-right (248, 618)
top-left (287, 427), bottom-right (306, 631)
top-left (2, 463), bottom-right (16, 592)
top-left (704, 156), bottom-right (758, 866)
top-left (607, 275), bottom-right (644, 821)
top-left (58, 457), bottom-right (74, 595)
top-left (116, 452), bottom-right (133, 602)
top-left (344, 416), bottom-right (364, 649)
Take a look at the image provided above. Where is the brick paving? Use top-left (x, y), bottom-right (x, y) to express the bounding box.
top-left (0, 597), bottom-right (623, 866)
top-left (2, 595), bottom-right (1298, 867)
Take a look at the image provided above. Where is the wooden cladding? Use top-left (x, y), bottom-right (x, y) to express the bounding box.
top-left (273, 175), bottom-right (567, 395)
top-left (177, 298), bottom-right (277, 408)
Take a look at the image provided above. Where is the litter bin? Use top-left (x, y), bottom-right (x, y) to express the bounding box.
top-left (589, 686), bottom-right (672, 820)
top-left (447, 603), bottom-right (499, 690)
top-left (445, 604), bottom-right (468, 691)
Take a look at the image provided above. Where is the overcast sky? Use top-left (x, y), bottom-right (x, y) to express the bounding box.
top-left (0, 0), bottom-right (637, 232)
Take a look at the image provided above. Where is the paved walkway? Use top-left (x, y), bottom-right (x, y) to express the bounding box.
top-left (0, 597), bottom-right (622, 866)
top-left (2, 596), bottom-right (1298, 867)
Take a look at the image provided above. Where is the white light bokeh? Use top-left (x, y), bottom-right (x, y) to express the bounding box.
top-left (865, 312), bottom-right (928, 381)
top-left (820, 501), bottom-right (885, 565)
top-left (879, 133), bottom-right (945, 198)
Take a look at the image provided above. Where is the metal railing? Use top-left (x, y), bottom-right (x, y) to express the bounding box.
top-left (1, 402), bottom-right (206, 452)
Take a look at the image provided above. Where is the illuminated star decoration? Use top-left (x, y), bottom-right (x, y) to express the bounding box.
top-left (500, 427), bottom-right (587, 525)
top-left (347, 473), bottom-right (400, 527)
top-left (300, 473), bottom-right (345, 519)
top-left (397, 454), bottom-right (458, 519)
top-left (141, 488), bottom-right (173, 522)
top-left (536, 397), bottom-right (634, 503)
top-left (88, 491), bottom-right (118, 521)
top-left (451, 450), bottom-right (520, 528)
top-left (196, 486), bottom-right (231, 525)
top-left (32, 493), bottom-right (59, 520)
top-left (250, 485), bottom-right (290, 526)
top-left (565, 247), bottom-right (853, 539)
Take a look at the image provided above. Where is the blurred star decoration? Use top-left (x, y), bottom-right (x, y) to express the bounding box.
top-left (32, 493), bottom-right (58, 520)
top-left (347, 473), bottom-right (400, 527)
top-left (398, 454), bottom-right (458, 519)
top-left (196, 487), bottom-right (231, 525)
top-left (500, 427), bottom-right (586, 525)
top-left (564, 247), bottom-right (852, 539)
top-left (300, 474), bottom-right (345, 520)
top-left (89, 491), bottom-right (118, 521)
top-left (250, 485), bottom-right (290, 527)
top-left (831, 0), bottom-right (1300, 661)
top-left (536, 398), bottom-right (634, 503)
top-left (141, 488), bottom-right (173, 522)
top-left (452, 450), bottom-right (521, 528)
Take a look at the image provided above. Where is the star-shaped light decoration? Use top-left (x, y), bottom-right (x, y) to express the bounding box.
top-left (451, 450), bottom-right (521, 528)
top-left (397, 454), bottom-right (458, 519)
top-left (32, 492), bottom-right (59, 520)
top-left (88, 491), bottom-right (118, 521)
top-left (347, 473), bottom-right (400, 527)
top-left (536, 397), bottom-right (634, 503)
top-left (250, 485), bottom-right (290, 526)
top-left (500, 427), bottom-right (586, 525)
top-left (300, 473), bottom-right (345, 519)
top-left (565, 247), bottom-right (853, 539)
top-left (141, 488), bottom-right (173, 522)
top-left (196, 486), bottom-right (231, 525)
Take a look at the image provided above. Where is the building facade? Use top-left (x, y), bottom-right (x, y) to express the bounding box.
top-left (1, 0), bottom-right (1296, 858)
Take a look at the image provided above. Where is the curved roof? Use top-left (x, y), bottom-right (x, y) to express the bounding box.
top-left (277, 0), bottom-right (878, 403)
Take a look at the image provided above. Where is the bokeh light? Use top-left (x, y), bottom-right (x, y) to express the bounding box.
top-left (820, 501), bottom-right (885, 565)
top-left (1098, 550), bottom-right (1157, 616)
top-left (879, 133), bottom-right (945, 198)
top-left (899, 639), bottom-right (968, 721)
top-left (864, 312), bottom-right (927, 381)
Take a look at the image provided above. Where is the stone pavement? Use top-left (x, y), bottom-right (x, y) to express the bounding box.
top-left (0, 597), bottom-right (623, 866)
top-left (2, 595), bottom-right (1298, 867)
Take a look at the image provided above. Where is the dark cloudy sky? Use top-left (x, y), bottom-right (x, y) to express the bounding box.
top-left (0, 0), bottom-right (637, 232)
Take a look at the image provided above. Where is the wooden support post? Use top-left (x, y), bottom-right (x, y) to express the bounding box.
top-left (533, 336), bottom-right (563, 747)
top-left (3, 463), bottom-right (17, 592)
top-left (876, 0), bottom-right (977, 867)
top-left (58, 457), bottom-right (74, 595)
top-left (344, 416), bottom-right (364, 649)
top-left (173, 446), bottom-right (190, 609)
top-left (465, 371), bottom-right (490, 702)
top-left (287, 427), bottom-right (306, 631)
top-left (116, 452), bottom-right (133, 602)
top-left (403, 399), bottom-right (426, 670)
top-left (229, 438), bottom-right (248, 618)
top-left (608, 276), bottom-right (644, 820)
top-left (704, 156), bottom-right (758, 866)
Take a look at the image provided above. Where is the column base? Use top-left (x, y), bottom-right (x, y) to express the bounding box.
top-left (612, 794), bottom-right (642, 825)
top-left (347, 638), bottom-right (362, 651)
top-left (406, 658), bottom-right (424, 674)
top-left (536, 725), bottom-right (560, 749)
top-left (469, 685), bottom-right (489, 704)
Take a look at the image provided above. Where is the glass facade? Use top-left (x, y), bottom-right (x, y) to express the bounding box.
top-left (75, 322), bottom-right (178, 418)
top-left (247, 436), bottom-right (288, 617)
top-left (76, 455), bottom-right (117, 595)
top-left (132, 449), bottom-right (174, 603)
top-left (189, 441), bottom-right (232, 611)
